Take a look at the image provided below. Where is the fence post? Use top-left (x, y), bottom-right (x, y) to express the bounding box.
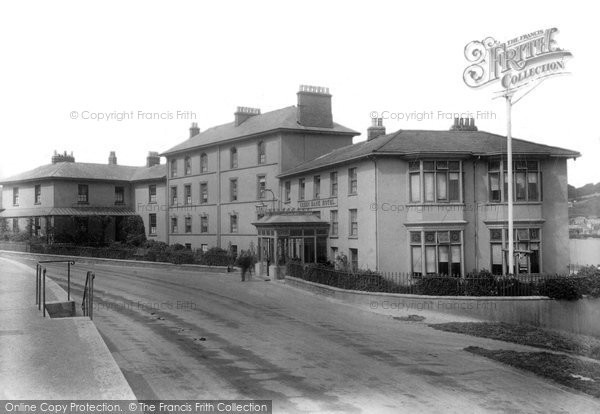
top-left (89, 273), bottom-right (94, 320)
top-left (42, 268), bottom-right (46, 317)
top-left (35, 264), bottom-right (39, 306)
top-left (67, 262), bottom-right (71, 301)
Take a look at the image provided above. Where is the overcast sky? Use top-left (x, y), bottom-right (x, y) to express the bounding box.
top-left (1, 0), bottom-right (597, 187)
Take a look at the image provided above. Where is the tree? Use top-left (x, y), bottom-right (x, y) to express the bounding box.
top-left (118, 216), bottom-right (147, 247)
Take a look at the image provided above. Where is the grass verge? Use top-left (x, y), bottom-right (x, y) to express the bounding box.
top-left (430, 322), bottom-right (600, 360)
top-left (466, 346), bottom-right (600, 398)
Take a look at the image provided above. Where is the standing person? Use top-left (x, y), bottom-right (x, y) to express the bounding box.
top-left (236, 250), bottom-right (252, 282)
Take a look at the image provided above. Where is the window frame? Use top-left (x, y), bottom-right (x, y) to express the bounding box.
top-left (298, 178), bottom-right (306, 201)
top-left (409, 229), bottom-right (463, 276)
top-left (200, 182), bottom-right (208, 204)
top-left (170, 159), bottom-right (177, 177)
top-left (489, 227), bottom-right (542, 275)
top-left (185, 216), bottom-right (192, 233)
top-left (230, 147), bottom-right (238, 169)
top-left (348, 168), bottom-right (357, 195)
top-left (184, 156), bottom-right (192, 175)
top-left (34, 185), bottom-right (41, 204)
top-left (230, 178), bottom-right (238, 202)
top-left (13, 187), bottom-right (19, 206)
top-left (170, 186), bottom-right (178, 206)
top-left (200, 214), bottom-right (208, 233)
top-left (409, 160), bottom-right (462, 204)
top-left (313, 175), bottom-right (321, 199)
top-left (257, 175), bottom-right (266, 200)
top-left (257, 141), bottom-right (266, 165)
top-left (184, 184), bottom-right (192, 205)
top-left (77, 184), bottom-right (89, 204)
top-left (200, 153), bottom-right (208, 173)
top-left (148, 184), bottom-right (157, 203)
top-left (488, 159), bottom-right (541, 203)
top-left (349, 208), bottom-right (358, 237)
top-left (149, 213), bottom-right (157, 235)
top-left (230, 214), bottom-right (238, 233)
top-left (330, 171), bottom-right (338, 197)
top-left (330, 210), bottom-right (339, 236)
top-left (114, 186), bottom-right (125, 205)
top-left (284, 181), bottom-right (291, 203)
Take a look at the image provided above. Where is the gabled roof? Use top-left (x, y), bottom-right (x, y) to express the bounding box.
top-left (161, 106), bottom-right (359, 156)
top-left (0, 162), bottom-right (166, 185)
top-left (279, 129), bottom-right (581, 178)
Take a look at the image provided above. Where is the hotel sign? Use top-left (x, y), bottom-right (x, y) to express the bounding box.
top-left (463, 28), bottom-right (571, 92)
top-left (298, 197), bottom-right (338, 209)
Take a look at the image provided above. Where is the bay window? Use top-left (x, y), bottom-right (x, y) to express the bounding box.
top-left (490, 227), bottom-right (541, 275)
top-left (409, 160), bottom-right (462, 203)
top-left (488, 159), bottom-right (541, 202)
top-left (410, 230), bottom-right (462, 276)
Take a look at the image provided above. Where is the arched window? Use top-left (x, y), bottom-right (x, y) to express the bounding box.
top-left (200, 153), bottom-right (208, 173)
top-left (230, 147), bottom-right (238, 169)
top-left (184, 156), bottom-right (191, 175)
top-left (258, 141), bottom-right (266, 164)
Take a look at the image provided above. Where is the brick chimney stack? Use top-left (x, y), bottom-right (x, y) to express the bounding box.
top-left (146, 151), bottom-right (161, 167)
top-left (51, 150), bottom-right (75, 164)
top-left (450, 117), bottom-right (478, 131)
top-left (108, 151), bottom-right (117, 165)
top-left (367, 117), bottom-right (386, 141)
top-left (189, 122), bottom-right (200, 138)
top-left (234, 107), bottom-right (260, 127)
top-left (296, 85), bottom-right (333, 128)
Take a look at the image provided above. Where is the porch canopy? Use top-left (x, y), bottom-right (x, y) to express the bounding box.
top-left (252, 211), bottom-right (329, 265)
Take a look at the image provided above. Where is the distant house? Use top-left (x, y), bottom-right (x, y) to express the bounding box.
top-left (0, 151), bottom-right (167, 243)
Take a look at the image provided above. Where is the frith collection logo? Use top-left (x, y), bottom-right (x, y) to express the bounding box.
top-left (463, 28), bottom-right (572, 92)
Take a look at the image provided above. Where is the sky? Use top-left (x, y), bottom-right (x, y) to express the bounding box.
top-left (0, 0), bottom-right (598, 187)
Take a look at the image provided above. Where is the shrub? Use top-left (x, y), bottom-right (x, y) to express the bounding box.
top-left (415, 276), bottom-right (462, 296)
top-left (539, 277), bottom-right (582, 300)
top-left (119, 216), bottom-right (147, 247)
top-left (464, 269), bottom-right (497, 296)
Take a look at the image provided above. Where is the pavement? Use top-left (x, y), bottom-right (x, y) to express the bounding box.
top-left (0, 256), bottom-right (136, 400)
top-left (2, 252), bottom-right (600, 413)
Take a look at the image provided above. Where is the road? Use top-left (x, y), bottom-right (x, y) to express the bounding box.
top-left (6, 257), bottom-right (600, 413)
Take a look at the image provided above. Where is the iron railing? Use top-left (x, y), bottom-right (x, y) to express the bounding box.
top-left (82, 271), bottom-right (95, 319)
top-left (286, 262), bottom-right (583, 297)
top-left (37, 260), bottom-right (75, 300)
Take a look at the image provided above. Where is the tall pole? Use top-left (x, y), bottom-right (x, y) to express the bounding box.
top-left (506, 95), bottom-right (514, 275)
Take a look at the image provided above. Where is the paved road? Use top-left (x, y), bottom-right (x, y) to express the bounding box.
top-left (16, 258), bottom-right (600, 413)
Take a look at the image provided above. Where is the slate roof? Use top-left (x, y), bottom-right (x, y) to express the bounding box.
top-left (279, 129), bottom-right (581, 178)
top-left (0, 162), bottom-right (166, 185)
top-left (161, 106), bottom-right (359, 155)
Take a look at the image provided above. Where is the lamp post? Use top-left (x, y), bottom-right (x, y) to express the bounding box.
top-left (263, 188), bottom-right (276, 211)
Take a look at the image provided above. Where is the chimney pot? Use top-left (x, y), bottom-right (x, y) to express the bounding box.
top-left (108, 151), bottom-right (117, 165)
top-left (51, 150), bottom-right (75, 164)
top-left (189, 122), bottom-right (200, 138)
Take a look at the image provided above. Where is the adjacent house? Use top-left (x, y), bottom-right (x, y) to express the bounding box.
top-left (0, 151), bottom-right (167, 243)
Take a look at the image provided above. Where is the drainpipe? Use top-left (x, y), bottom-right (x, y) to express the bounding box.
top-left (217, 145), bottom-right (222, 248)
top-left (372, 156), bottom-right (379, 271)
top-left (473, 157), bottom-right (479, 270)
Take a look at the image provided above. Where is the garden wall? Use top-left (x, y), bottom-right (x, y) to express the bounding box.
top-left (285, 276), bottom-right (600, 337)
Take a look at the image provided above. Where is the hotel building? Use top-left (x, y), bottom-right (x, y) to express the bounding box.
top-left (0, 86), bottom-right (580, 275)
